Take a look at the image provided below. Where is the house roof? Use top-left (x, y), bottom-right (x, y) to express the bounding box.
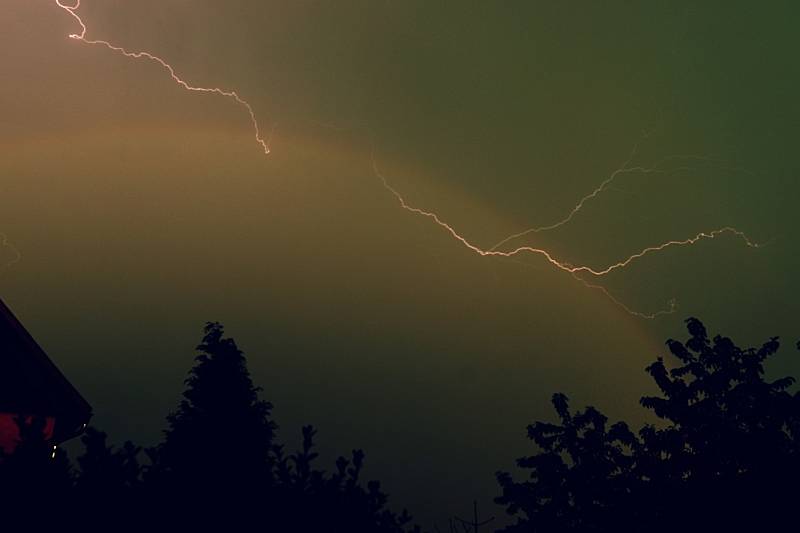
top-left (0, 298), bottom-right (92, 442)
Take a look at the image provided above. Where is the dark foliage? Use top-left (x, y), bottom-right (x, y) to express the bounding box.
top-left (0, 322), bottom-right (417, 532)
top-left (0, 416), bottom-right (74, 526)
top-left (0, 415), bottom-right (72, 495)
top-left (5, 317), bottom-right (796, 532)
top-left (496, 317), bottom-right (800, 532)
top-left (149, 321), bottom-right (277, 497)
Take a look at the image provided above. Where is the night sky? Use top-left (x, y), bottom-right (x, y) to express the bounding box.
top-left (3, 1), bottom-right (799, 525)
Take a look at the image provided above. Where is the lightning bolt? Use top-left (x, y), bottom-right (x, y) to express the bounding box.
top-left (489, 154), bottom-right (722, 252)
top-left (371, 153), bottom-right (762, 317)
top-left (0, 233), bottom-right (22, 271)
top-left (54, 0), bottom-right (271, 155)
top-left (500, 254), bottom-right (678, 319)
top-left (49, 1), bottom-right (763, 318)
top-left (572, 275), bottom-right (678, 320)
top-left (488, 121), bottom-right (758, 253)
top-left (371, 155), bottom-right (759, 277)
top-left (489, 133), bottom-right (653, 251)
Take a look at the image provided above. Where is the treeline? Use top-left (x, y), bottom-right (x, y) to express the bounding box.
top-left (495, 318), bottom-right (800, 532)
top-left (0, 322), bottom-right (418, 532)
top-left (2, 318), bottom-right (799, 532)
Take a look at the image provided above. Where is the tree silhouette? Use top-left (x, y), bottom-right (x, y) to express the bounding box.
top-left (272, 424), bottom-right (417, 532)
top-left (70, 427), bottom-right (142, 525)
top-left (496, 318), bottom-right (800, 532)
top-left (634, 317), bottom-right (798, 531)
top-left (150, 321), bottom-right (276, 497)
top-left (142, 321), bottom-right (418, 531)
top-left (0, 320), bottom-right (424, 530)
top-left (76, 427), bottom-right (141, 493)
top-left (7, 316), bottom-right (799, 532)
top-left (495, 395), bottom-right (637, 532)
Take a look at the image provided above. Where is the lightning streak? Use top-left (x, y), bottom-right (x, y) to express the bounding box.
top-left (54, 0), bottom-right (271, 155)
top-left (372, 155), bottom-right (758, 278)
top-left (489, 154), bottom-right (741, 252)
top-left (50, 1), bottom-right (762, 317)
top-left (499, 256), bottom-right (678, 319)
top-left (372, 154), bottom-right (761, 316)
top-left (571, 274), bottom-right (678, 320)
top-left (0, 233), bottom-right (22, 270)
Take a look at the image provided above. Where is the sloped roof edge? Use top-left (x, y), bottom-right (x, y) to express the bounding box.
top-left (0, 298), bottom-right (92, 421)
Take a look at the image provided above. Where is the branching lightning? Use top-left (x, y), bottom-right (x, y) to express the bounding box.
top-left (371, 155), bottom-right (759, 275)
top-left (489, 154), bottom-right (728, 252)
top-left (572, 275), bottom-right (678, 320)
top-left (0, 233), bottom-right (22, 271)
top-left (54, 0), bottom-right (271, 155)
top-left (49, 1), bottom-right (763, 318)
top-left (371, 151), bottom-right (763, 317)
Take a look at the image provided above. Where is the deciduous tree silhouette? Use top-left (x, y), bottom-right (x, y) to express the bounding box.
top-left (76, 427), bottom-right (141, 493)
top-left (495, 395), bottom-right (637, 532)
top-left (71, 427), bottom-right (142, 524)
top-left (496, 317), bottom-right (800, 532)
top-left (273, 424), bottom-right (417, 532)
top-left (634, 317), bottom-right (798, 531)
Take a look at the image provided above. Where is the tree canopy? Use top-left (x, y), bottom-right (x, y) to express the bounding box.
top-left (0, 321), bottom-right (417, 532)
top-left (496, 317), bottom-right (800, 532)
top-left (2, 317), bottom-right (798, 532)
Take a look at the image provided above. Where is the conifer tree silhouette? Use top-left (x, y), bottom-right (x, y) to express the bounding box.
top-left (150, 321), bottom-right (277, 501)
top-left (0, 321), bottom-right (421, 531)
top-left (145, 321), bottom-right (418, 531)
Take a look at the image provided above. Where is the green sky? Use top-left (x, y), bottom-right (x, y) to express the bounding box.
top-left (2, 0), bottom-right (799, 525)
